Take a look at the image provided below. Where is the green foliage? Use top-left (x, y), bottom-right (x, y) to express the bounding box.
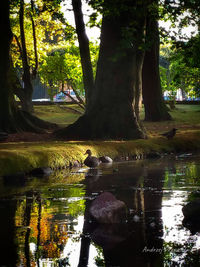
top-left (160, 42), bottom-right (200, 99)
top-left (39, 42), bottom-right (99, 98)
top-left (10, 0), bottom-right (76, 74)
top-left (39, 45), bottom-right (83, 97)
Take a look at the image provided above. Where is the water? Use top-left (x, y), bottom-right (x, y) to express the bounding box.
top-left (0, 154), bottom-right (200, 267)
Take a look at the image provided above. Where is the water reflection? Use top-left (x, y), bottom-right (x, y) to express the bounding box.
top-left (0, 155), bottom-right (200, 266)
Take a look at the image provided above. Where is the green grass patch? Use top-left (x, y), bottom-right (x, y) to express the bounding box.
top-left (34, 104), bottom-right (81, 126)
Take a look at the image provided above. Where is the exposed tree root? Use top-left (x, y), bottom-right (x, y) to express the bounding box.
top-left (54, 111), bottom-right (146, 141)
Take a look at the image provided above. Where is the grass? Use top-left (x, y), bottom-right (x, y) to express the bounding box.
top-left (34, 104), bottom-right (81, 126)
top-left (1, 103), bottom-right (200, 176)
top-left (34, 103), bottom-right (200, 133)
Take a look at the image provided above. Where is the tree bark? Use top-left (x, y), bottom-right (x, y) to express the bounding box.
top-left (142, 1), bottom-right (171, 121)
top-left (0, 0), bottom-right (17, 132)
top-left (19, 0), bottom-right (34, 113)
top-left (30, 0), bottom-right (38, 79)
top-left (134, 50), bottom-right (145, 121)
top-left (72, 0), bottom-right (94, 112)
top-left (55, 1), bottom-right (147, 140)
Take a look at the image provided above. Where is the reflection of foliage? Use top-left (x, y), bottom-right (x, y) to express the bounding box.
top-left (164, 241), bottom-right (200, 266)
top-left (164, 161), bottom-right (200, 189)
top-left (68, 199), bottom-right (85, 217)
top-left (14, 182), bottom-right (86, 265)
top-left (93, 244), bottom-right (105, 267)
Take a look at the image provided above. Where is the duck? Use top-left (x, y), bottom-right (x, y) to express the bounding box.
top-left (161, 128), bottom-right (177, 140)
top-left (99, 155), bottom-right (113, 163)
top-left (84, 149), bottom-right (101, 168)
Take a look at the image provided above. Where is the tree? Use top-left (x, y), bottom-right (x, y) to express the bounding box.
top-left (39, 46), bottom-right (86, 109)
top-left (0, 0), bottom-right (57, 133)
top-left (162, 40), bottom-right (200, 100)
top-left (19, 0), bottom-right (34, 113)
top-left (142, 0), bottom-right (171, 121)
top-left (55, 0), bottom-right (147, 140)
top-left (72, 0), bottom-right (94, 111)
top-left (10, 0), bottom-right (75, 113)
top-left (0, 0), bottom-right (15, 132)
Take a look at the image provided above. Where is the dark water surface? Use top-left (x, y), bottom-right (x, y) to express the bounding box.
top-left (1, 154), bottom-right (200, 267)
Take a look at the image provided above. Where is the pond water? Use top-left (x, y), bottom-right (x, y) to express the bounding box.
top-left (0, 154), bottom-right (200, 267)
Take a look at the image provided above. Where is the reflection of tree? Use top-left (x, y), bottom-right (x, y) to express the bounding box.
top-left (78, 164), bottom-right (165, 267)
top-left (0, 198), bottom-right (18, 266)
top-left (164, 159), bottom-right (200, 189)
top-left (78, 198), bottom-right (91, 267)
top-left (24, 191), bottom-right (33, 267)
top-left (13, 184), bottom-right (86, 265)
top-left (36, 193), bottom-right (42, 267)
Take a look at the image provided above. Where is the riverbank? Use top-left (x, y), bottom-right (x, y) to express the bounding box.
top-left (1, 128), bottom-right (200, 176)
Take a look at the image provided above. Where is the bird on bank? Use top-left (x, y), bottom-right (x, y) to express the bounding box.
top-left (84, 149), bottom-right (101, 168)
top-left (161, 128), bottom-right (178, 140)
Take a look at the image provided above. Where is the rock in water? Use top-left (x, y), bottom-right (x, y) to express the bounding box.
top-left (99, 155), bottom-right (113, 163)
top-left (90, 192), bottom-right (126, 223)
top-left (182, 199), bottom-right (200, 233)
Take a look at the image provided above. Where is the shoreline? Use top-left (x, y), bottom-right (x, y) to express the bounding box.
top-left (1, 129), bottom-right (200, 176)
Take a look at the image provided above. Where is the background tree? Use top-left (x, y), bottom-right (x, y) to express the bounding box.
top-left (19, 0), bottom-right (34, 113)
top-left (39, 46), bottom-right (85, 109)
top-left (142, 0), bottom-right (171, 121)
top-left (10, 0), bottom-right (75, 113)
top-left (72, 0), bottom-right (94, 111)
top-left (0, 0), bottom-right (57, 133)
top-left (160, 39), bottom-right (200, 100)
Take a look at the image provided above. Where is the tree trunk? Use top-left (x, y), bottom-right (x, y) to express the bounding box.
top-left (30, 0), bottom-right (38, 79)
top-left (19, 0), bottom-right (34, 113)
top-left (142, 1), bottom-right (171, 122)
top-left (55, 1), bottom-right (146, 140)
top-left (134, 50), bottom-right (145, 121)
top-left (0, 0), bottom-right (17, 132)
top-left (72, 0), bottom-right (94, 112)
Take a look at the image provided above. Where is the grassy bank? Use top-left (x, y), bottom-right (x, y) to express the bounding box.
top-left (1, 104), bottom-right (200, 176)
top-left (1, 131), bottom-right (200, 176)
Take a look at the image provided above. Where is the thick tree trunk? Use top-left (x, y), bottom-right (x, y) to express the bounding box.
top-left (0, 0), bottom-right (17, 132)
top-left (142, 3), bottom-right (171, 121)
top-left (55, 1), bottom-right (146, 140)
top-left (72, 0), bottom-right (94, 112)
top-left (19, 0), bottom-right (34, 113)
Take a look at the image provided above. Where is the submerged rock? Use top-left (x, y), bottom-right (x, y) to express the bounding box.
top-left (89, 192), bottom-right (126, 224)
top-left (28, 167), bottom-right (53, 176)
top-left (182, 199), bottom-right (200, 233)
top-left (99, 155), bottom-right (113, 163)
top-left (91, 223), bottom-right (128, 250)
top-left (0, 132), bottom-right (8, 142)
top-left (182, 199), bottom-right (200, 220)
